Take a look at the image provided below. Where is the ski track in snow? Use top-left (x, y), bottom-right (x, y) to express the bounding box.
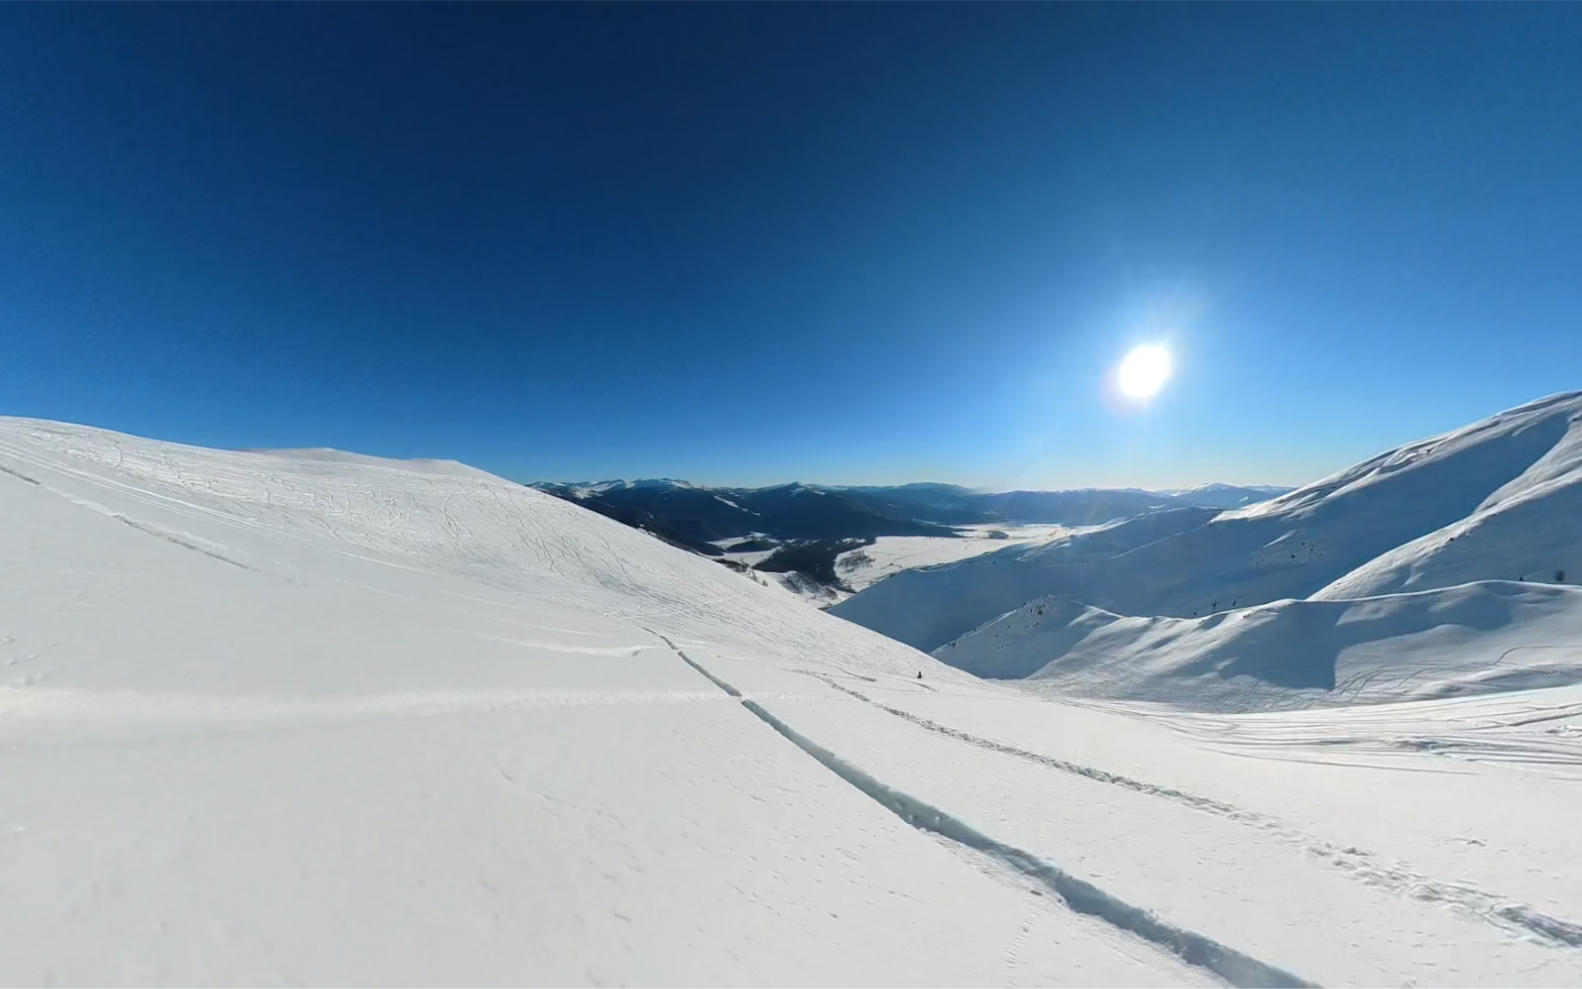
top-left (646, 633), bottom-right (1316, 988)
top-left (0, 462), bottom-right (41, 486)
top-left (798, 669), bottom-right (1582, 951)
top-left (112, 515), bottom-right (263, 572)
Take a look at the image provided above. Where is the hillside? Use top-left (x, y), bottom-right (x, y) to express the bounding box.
top-left (5, 416), bottom-right (1582, 985)
top-left (835, 392), bottom-right (1582, 664)
top-left (944, 582), bottom-right (1582, 711)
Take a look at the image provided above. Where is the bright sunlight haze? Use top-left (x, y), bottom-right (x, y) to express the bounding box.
top-left (1116, 344), bottom-right (1174, 401)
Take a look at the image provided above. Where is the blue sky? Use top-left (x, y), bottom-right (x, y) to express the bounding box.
top-left (3, 5), bottom-right (1580, 490)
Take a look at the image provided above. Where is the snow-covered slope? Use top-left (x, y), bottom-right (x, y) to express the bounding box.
top-left (248, 447), bottom-right (503, 480)
top-left (9, 415), bottom-right (1582, 985)
top-left (1313, 403), bottom-right (1582, 599)
top-left (0, 418), bottom-right (1139, 986)
top-left (942, 582), bottom-right (1582, 711)
top-left (835, 392), bottom-right (1582, 659)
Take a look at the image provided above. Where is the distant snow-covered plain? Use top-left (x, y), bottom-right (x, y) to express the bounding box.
top-left (834, 524), bottom-right (1077, 592)
top-left (4, 408), bottom-right (1582, 985)
top-left (718, 524), bottom-right (1076, 606)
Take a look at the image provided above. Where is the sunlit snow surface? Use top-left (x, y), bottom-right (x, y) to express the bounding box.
top-left (4, 416), bottom-right (1582, 985)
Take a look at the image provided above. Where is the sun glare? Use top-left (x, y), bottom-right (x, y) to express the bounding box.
top-left (1116, 344), bottom-right (1173, 400)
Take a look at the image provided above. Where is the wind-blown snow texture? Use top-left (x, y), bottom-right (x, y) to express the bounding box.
top-left (4, 413), bottom-right (1582, 985)
top-left (834, 392), bottom-right (1582, 712)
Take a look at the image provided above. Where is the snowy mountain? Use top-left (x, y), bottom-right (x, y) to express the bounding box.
top-left (531, 477), bottom-right (1293, 556)
top-left (531, 478), bottom-right (959, 544)
top-left (1155, 482), bottom-right (1296, 508)
top-left (833, 392), bottom-right (1582, 711)
top-left (8, 414), bottom-right (1582, 985)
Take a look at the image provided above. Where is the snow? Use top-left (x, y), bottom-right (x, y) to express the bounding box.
top-left (716, 544), bottom-right (781, 567)
top-left (943, 582), bottom-right (1582, 711)
top-left (834, 392), bottom-right (1582, 711)
top-left (794, 679), bottom-right (1582, 983)
top-left (762, 687), bottom-right (1582, 986)
top-left (1312, 404), bottom-right (1582, 599)
top-left (6, 414), bottom-right (1582, 985)
top-left (0, 418), bottom-right (1176, 985)
top-left (247, 447), bottom-right (501, 480)
top-left (835, 524), bottom-right (1076, 593)
top-left (830, 505), bottom-right (1221, 651)
top-left (712, 526), bottom-right (1076, 609)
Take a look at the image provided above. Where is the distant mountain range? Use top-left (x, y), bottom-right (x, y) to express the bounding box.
top-left (527, 478), bottom-right (1294, 555)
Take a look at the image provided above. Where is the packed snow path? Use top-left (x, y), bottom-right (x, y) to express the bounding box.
top-left (4, 417), bottom-right (1582, 985)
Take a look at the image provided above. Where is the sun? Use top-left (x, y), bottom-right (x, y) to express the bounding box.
top-left (1116, 344), bottom-right (1173, 400)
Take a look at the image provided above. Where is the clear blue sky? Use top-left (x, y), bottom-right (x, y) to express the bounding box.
top-left (3, 5), bottom-right (1579, 490)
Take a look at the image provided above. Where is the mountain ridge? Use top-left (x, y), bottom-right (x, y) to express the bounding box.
top-left (830, 390), bottom-right (1582, 711)
top-left (529, 477), bottom-right (1294, 547)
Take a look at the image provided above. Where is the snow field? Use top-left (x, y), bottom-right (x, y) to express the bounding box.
top-left (0, 418), bottom-right (1200, 985)
top-left (6, 414), bottom-right (1582, 985)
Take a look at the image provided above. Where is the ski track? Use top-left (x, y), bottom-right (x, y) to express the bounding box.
top-left (647, 635), bottom-right (1315, 988)
top-left (0, 462), bottom-right (41, 486)
top-left (797, 670), bottom-right (1582, 951)
top-left (113, 515), bottom-right (261, 572)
